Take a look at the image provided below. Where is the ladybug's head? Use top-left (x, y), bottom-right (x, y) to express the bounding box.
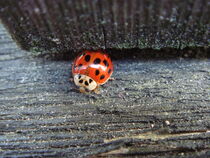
top-left (73, 74), bottom-right (97, 91)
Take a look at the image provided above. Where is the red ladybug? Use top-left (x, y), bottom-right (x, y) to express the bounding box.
top-left (72, 50), bottom-right (113, 93)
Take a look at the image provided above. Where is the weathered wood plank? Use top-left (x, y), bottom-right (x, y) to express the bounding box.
top-left (0, 23), bottom-right (209, 157)
top-left (0, 0), bottom-right (209, 54)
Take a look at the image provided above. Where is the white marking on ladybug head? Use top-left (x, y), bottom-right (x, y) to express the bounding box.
top-left (73, 74), bottom-right (97, 91)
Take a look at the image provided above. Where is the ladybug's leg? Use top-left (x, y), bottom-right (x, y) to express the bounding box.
top-left (69, 78), bottom-right (74, 82)
top-left (79, 87), bottom-right (88, 94)
top-left (109, 77), bottom-right (115, 81)
top-left (93, 86), bottom-right (100, 94)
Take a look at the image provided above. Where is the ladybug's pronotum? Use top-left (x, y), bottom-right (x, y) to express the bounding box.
top-left (72, 50), bottom-right (113, 93)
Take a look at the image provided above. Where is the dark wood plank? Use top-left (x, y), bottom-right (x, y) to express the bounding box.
top-left (0, 23), bottom-right (209, 157)
top-left (0, 0), bottom-right (209, 54)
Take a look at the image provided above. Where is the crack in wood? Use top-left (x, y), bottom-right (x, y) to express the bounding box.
top-left (104, 130), bottom-right (210, 143)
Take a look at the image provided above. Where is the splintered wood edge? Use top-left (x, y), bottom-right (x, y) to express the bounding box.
top-left (100, 130), bottom-right (210, 156)
top-left (104, 130), bottom-right (210, 143)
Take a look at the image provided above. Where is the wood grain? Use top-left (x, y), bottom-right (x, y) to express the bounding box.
top-left (0, 23), bottom-right (209, 157)
top-left (0, 0), bottom-right (209, 54)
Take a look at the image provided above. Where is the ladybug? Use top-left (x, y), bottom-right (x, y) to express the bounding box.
top-left (72, 50), bottom-right (113, 93)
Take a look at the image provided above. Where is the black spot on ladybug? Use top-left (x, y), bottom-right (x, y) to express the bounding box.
top-left (85, 55), bottom-right (91, 62)
top-left (108, 69), bottom-right (112, 74)
top-left (100, 75), bottom-right (105, 80)
top-left (79, 79), bottom-right (83, 83)
top-left (89, 79), bottom-right (93, 83)
top-left (85, 81), bottom-right (89, 86)
top-left (78, 64), bottom-right (83, 67)
top-left (95, 70), bottom-right (100, 76)
top-left (78, 75), bottom-right (81, 79)
top-left (94, 58), bottom-right (101, 64)
top-left (103, 60), bottom-right (109, 67)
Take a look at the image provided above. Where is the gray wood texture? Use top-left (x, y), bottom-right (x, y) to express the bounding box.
top-left (0, 23), bottom-right (210, 157)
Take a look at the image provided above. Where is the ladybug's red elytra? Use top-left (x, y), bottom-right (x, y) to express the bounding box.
top-left (72, 50), bottom-right (113, 93)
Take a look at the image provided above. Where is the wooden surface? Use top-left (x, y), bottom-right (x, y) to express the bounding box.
top-left (0, 23), bottom-right (210, 157)
top-left (0, 0), bottom-right (209, 54)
